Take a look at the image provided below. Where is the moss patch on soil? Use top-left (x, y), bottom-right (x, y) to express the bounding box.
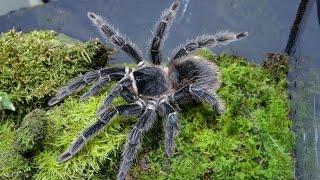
top-left (0, 30), bottom-right (294, 179)
top-left (134, 51), bottom-right (294, 179)
top-left (0, 122), bottom-right (30, 179)
top-left (0, 30), bottom-right (112, 119)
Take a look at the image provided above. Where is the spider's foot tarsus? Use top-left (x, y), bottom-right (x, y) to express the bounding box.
top-left (215, 31), bottom-right (249, 42)
top-left (87, 12), bottom-right (96, 20)
top-left (216, 101), bottom-right (226, 115)
top-left (236, 31), bottom-right (249, 39)
top-left (117, 161), bottom-right (131, 180)
top-left (48, 97), bottom-right (62, 106)
top-left (58, 151), bottom-right (73, 163)
top-left (165, 111), bottom-right (179, 157)
top-left (48, 76), bottom-right (87, 106)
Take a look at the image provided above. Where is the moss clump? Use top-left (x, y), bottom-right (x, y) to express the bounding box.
top-left (14, 109), bottom-right (47, 155)
top-left (0, 30), bottom-right (112, 119)
top-left (32, 95), bottom-right (131, 179)
top-left (0, 31), bottom-right (293, 179)
top-left (5, 49), bottom-right (293, 179)
top-left (0, 122), bottom-right (30, 179)
top-left (262, 53), bottom-right (289, 82)
top-left (133, 50), bottom-right (294, 179)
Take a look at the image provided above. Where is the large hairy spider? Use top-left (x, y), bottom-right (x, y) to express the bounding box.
top-left (48, 0), bottom-right (248, 179)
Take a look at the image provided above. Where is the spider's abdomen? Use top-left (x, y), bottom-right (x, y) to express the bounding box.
top-left (133, 67), bottom-right (169, 96)
top-left (169, 56), bottom-right (221, 92)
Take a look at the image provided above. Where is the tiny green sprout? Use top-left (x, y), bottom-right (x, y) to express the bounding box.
top-left (0, 92), bottom-right (15, 121)
top-left (0, 92), bottom-right (16, 111)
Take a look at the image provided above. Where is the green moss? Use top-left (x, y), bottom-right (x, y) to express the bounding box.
top-left (33, 93), bottom-right (132, 179)
top-left (262, 53), bottom-right (289, 82)
top-left (14, 109), bottom-right (47, 154)
top-left (0, 30), bottom-right (112, 119)
top-left (0, 122), bottom-right (30, 179)
top-left (194, 48), bottom-right (216, 60)
top-left (0, 31), bottom-right (293, 179)
top-left (133, 50), bottom-right (294, 179)
top-left (14, 50), bottom-right (292, 179)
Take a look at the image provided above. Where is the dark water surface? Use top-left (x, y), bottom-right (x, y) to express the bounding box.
top-left (0, 0), bottom-right (320, 179)
top-left (0, 0), bottom-right (298, 63)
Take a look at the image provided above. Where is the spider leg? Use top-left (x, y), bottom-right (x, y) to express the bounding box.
top-left (48, 67), bottom-right (128, 106)
top-left (96, 83), bottom-right (132, 116)
top-left (165, 112), bottom-right (179, 156)
top-left (58, 100), bottom-right (146, 163)
top-left (97, 72), bottom-right (139, 116)
top-left (170, 31), bottom-right (248, 63)
top-left (120, 86), bottom-right (135, 103)
top-left (88, 12), bottom-right (144, 65)
top-left (149, 0), bottom-right (181, 65)
top-left (117, 100), bottom-right (158, 180)
top-left (80, 73), bottom-right (124, 100)
top-left (172, 85), bottom-right (225, 114)
top-left (158, 98), bottom-right (180, 157)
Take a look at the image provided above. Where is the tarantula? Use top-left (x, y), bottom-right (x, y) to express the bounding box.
top-left (48, 0), bottom-right (248, 179)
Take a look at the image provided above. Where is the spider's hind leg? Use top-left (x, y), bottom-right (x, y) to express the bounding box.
top-left (58, 100), bottom-right (146, 163)
top-left (173, 85), bottom-right (225, 114)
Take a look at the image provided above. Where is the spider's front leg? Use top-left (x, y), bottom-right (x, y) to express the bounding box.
top-left (87, 12), bottom-right (144, 65)
top-left (58, 99), bottom-right (146, 162)
top-left (169, 31), bottom-right (248, 64)
top-left (48, 67), bottom-right (130, 106)
top-left (96, 77), bottom-right (137, 116)
top-left (149, 0), bottom-right (181, 65)
top-left (118, 100), bottom-right (158, 180)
